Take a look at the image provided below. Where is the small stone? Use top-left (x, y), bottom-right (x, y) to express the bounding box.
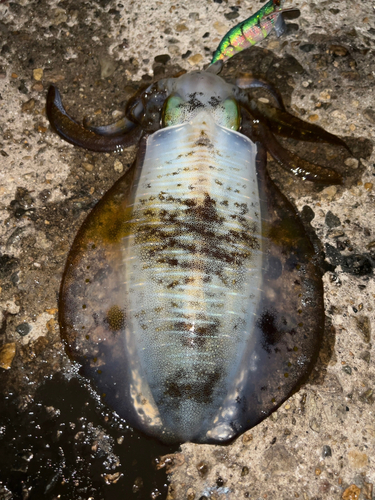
top-left (263, 445), bottom-right (297, 475)
top-left (49, 73), bottom-right (65, 83)
top-left (188, 54), bottom-right (203, 66)
top-left (359, 351), bottom-right (371, 364)
top-left (213, 21), bottom-right (228, 35)
top-left (359, 388), bottom-right (374, 405)
top-left (363, 108), bottom-right (375, 124)
top-left (186, 488), bottom-right (196, 500)
top-left (341, 71), bottom-right (359, 81)
top-left (342, 485), bottom-right (361, 500)
top-left (329, 45), bottom-right (348, 57)
top-left (154, 54), bottom-right (170, 65)
top-left (348, 450), bottom-right (369, 469)
top-left (320, 89), bottom-right (331, 100)
top-left (325, 210), bottom-right (341, 228)
top-left (114, 159), bottom-right (123, 173)
top-left (322, 445), bottom-right (332, 457)
top-left (182, 50), bottom-right (192, 60)
top-left (331, 109), bottom-right (347, 121)
top-left (281, 55), bottom-right (305, 74)
top-left (32, 82), bottom-right (44, 91)
top-left (53, 8), bottom-right (67, 25)
top-left (110, 111), bottom-right (121, 122)
top-left (299, 43), bottom-right (315, 53)
top-left (343, 255), bottom-right (372, 276)
top-left (0, 343), bottom-right (16, 370)
top-left (168, 45), bottom-right (180, 56)
top-left (344, 158), bottom-right (359, 169)
top-left (267, 40), bottom-right (280, 50)
top-left (315, 467), bottom-right (322, 476)
top-left (82, 162), bottom-right (94, 172)
top-left (21, 99), bottom-right (35, 113)
top-left (175, 23), bottom-right (188, 32)
top-left (352, 316), bottom-right (371, 343)
top-left (308, 114), bottom-right (319, 122)
top-left (11, 72), bottom-right (18, 78)
top-left (99, 54), bottom-right (118, 79)
top-left (224, 11), bottom-right (239, 20)
top-left (46, 308), bottom-right (58, 315)
top-left (309, 417), bottom-right (321, 433)
top-left (155, 453), bottom-right (184, 473)
top-left (216, 477), bottom-right (224, 487)
top-left (16, 322), bottom-right (32, 336)
top-left (241, 466), bottom-right (249, 476)
top-left (196, 461), bottom-right (209, 478)
top-left (363, 482), bottom-right (373, 500)
top-left (33, 68), bottom-right (43, 81)
top-left (342, 365), bottom-right (352, 375)
top-left (242, 432), bottom-right (253, 444)
top-left (103, 472), bottom-right (122, 484)
top-left (364, 182), bottom-right (373, 191)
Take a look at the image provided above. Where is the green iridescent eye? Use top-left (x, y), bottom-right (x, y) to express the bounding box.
top-left (222, 98), bottom-right (241, 131)
top-left (162, 95), bottom-right (185, 127)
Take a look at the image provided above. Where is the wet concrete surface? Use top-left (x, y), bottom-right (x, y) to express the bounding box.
top-left (0, 0), bottom-right (374, 499)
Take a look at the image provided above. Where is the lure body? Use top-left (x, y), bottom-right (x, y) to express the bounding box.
top-left (212, 0), bottom-right (287, 63)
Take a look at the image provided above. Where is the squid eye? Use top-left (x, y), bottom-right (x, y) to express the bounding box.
top-left (162, 95), bottom-right (186, 127)
top-left (222, 98), bottom-right (241, 131)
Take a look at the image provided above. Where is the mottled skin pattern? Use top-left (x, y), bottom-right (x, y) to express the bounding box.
top-left (122, 111), bottom-right (261, 441)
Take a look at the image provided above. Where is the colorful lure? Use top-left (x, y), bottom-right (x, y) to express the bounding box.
top-left (212, 0), bottom-right (289, 64)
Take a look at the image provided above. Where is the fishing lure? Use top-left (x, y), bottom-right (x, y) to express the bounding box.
top-left (47, 0), bottom-right (350, 444)
top-left (212, 0), bottom-right (290, 64)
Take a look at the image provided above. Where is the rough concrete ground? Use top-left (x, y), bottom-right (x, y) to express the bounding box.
top-left (0, 0), bottom-right (374, 499)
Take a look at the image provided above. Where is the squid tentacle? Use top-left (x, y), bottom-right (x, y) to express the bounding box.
top-left (82, 116), bottom-right (137, 136)
top-left (241, 107), bottom-right (342, 184)
top-left (47, 86), bottom-right (142, 153)
top-left (236, 76), bottom-right (285, 110)
top-left (248, 99), bottom-right (351, 152)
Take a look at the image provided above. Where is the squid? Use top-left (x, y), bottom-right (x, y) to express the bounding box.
top-left (47, 0), bottom-right (351, 444)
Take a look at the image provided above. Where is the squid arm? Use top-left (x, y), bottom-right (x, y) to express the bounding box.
top-left (47, 85), bottom-right (142, 153)
top-left (82, 116), bottom-right (137, 136)
top-left (248, 99), bottom-right (351, 152)
top-left (241, 108), bottom-right (342, 184)
top-left (236, 76), bottom-right (285, 110)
